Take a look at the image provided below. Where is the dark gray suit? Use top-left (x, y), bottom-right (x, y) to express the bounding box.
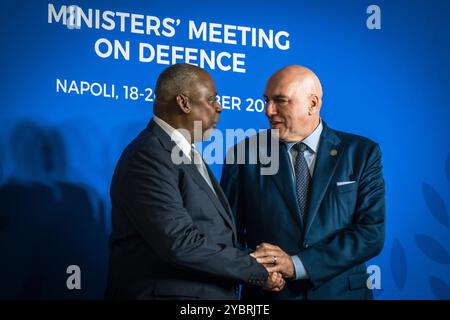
top-left (105, 119), bottom-right (268, 299)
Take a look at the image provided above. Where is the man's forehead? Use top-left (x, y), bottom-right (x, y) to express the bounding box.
top-left (265, 78), bottom-right (297, 96)
top-left (193, 77), bottom-right (216, 96)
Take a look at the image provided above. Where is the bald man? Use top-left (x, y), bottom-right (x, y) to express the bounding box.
top-left (106, 63), bottom-right (284, 299)
top-left (221, 65), bottom-right (385, 300)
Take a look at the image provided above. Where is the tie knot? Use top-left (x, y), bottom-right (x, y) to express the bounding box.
top-left (293, 142), bottom-right (308, 153)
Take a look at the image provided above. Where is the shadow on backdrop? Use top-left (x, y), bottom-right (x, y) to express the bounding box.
top-left (0, 121), bottom-right (108, 299)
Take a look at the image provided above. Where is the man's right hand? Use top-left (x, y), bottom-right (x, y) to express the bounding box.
top-left (264, 271), bottom-right (285, 292)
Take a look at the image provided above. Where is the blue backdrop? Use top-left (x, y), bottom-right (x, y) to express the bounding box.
top-left (1, 0), bottom-right (449, 299)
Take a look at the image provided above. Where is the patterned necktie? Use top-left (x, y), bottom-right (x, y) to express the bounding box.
top-left (293, 142), bottom-right (311, 221)
top-left (191, 145), bottom-right (217, 196)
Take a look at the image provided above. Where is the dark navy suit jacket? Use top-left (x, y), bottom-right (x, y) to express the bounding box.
top-left (221, 121), bottom-right (385, 300)
top-left (105, 119), bottom-right (268, 299)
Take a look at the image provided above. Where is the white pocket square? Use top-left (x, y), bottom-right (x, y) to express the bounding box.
top-left (336, 181), bottom-right (356, 186)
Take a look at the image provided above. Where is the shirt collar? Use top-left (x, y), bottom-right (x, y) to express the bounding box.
top-left (284, 119), bottom-right (323, 153)
top-left (153, 115), bottom-right (192, 159)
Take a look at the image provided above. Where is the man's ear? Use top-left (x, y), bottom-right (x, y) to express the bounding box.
top-left (176, 94), bottom-right (191, 114)
top-left (308, 94), bottom-right (320, 115)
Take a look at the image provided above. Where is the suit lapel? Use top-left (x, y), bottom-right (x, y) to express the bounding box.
top-left (304, 123), bottom-right (343, 237)
top-left (205, 164), bottom-right (234, 218)
top-left (267, 142), bottom-right (304, 229)
top-left (204, 164), bottom-right (238, 241)
top-left (148, 119), bottom-right (237, 234)
top-left (179, 162), bottom-right (236, 233)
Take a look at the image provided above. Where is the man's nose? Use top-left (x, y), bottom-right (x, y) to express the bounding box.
top-left (265, 101), bottom-right (276, 116)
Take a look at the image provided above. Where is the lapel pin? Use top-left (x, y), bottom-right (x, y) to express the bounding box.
top-left (330, 149), bottom-right (338, 156)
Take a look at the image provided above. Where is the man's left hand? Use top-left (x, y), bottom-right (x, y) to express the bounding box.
top-left (250, 243), bottom-right (295, 279)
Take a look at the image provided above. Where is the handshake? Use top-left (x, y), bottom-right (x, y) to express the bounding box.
top-left (250, 243), bottom-right (295, 292)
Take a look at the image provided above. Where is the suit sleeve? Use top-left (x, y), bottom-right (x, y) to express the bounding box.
top-left (116, 148), bottom-right (268, 285)
top-left (297, 143), bottom-right (386, 287)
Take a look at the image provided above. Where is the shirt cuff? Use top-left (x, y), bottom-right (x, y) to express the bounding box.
top-left (292, 255), bottom-right (309, 280)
